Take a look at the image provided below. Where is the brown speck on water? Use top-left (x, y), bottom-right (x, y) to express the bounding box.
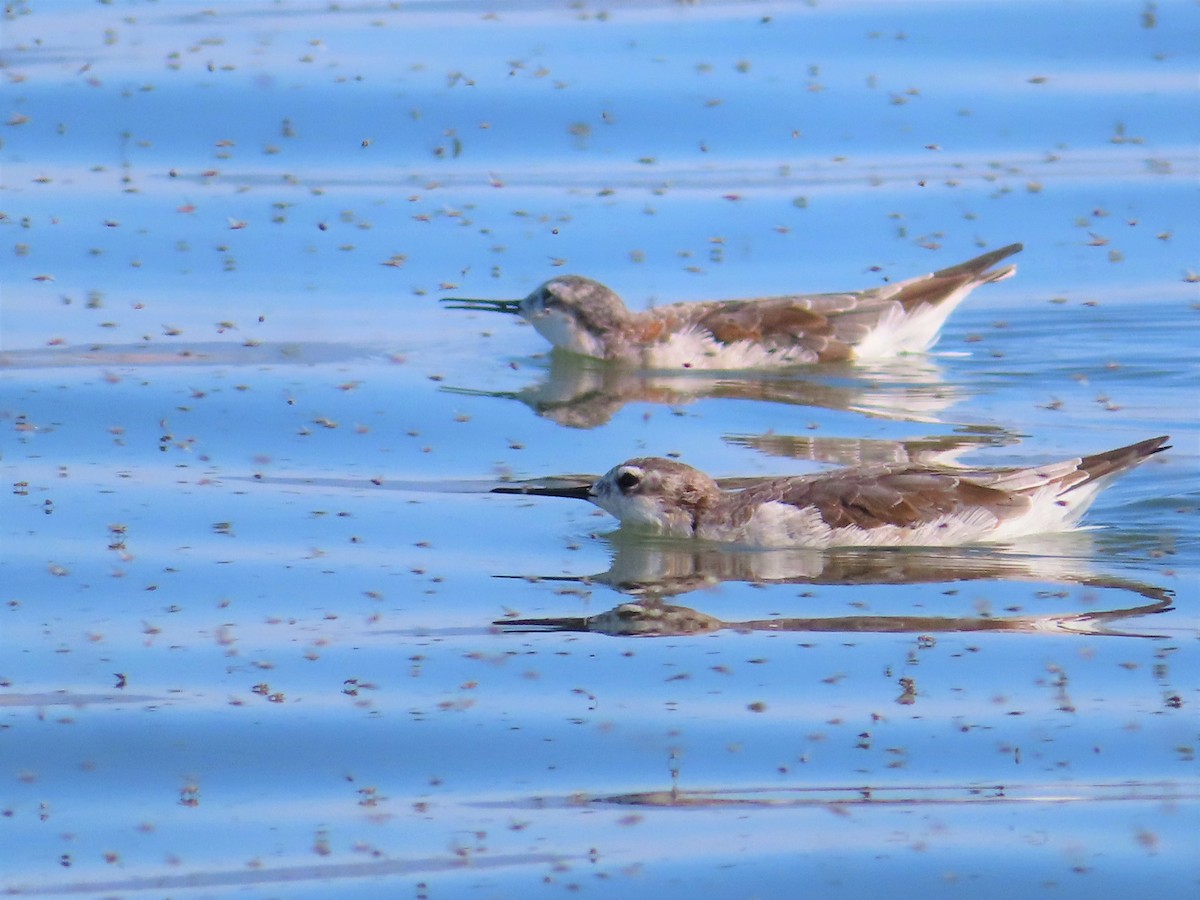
top-left (179, 783), bottom-right (200, 807)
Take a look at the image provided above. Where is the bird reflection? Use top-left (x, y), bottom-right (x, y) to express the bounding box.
top-left (496, 596), bottom-right (1171, 639)
top-left (492, 537), bottom-right (1173, 638)
top-left (444, 351), bottom-right (963, 429)
top-left (723, 428), bottom-right (1019, 468)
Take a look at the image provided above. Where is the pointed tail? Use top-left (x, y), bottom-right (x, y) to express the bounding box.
top-left (932, 242), bottom-right (1024, 283)
top-left (1069, 435), bottom-right (1171, 493)
top-left (894, 243), bottom-right (1023, 314)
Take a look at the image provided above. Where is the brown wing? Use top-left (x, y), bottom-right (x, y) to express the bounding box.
top-left (890, 243), bottom-right (1022, 312)
top-left (689, 295), bottom-right (876, 362)
top-left (645, 245), bottom-right (1023, 361)
top-left (740, 466), bottom-right (1032, 531)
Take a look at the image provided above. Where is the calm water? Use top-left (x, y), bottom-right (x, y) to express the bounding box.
top-left (2, 1), bottom-right (1198, 896)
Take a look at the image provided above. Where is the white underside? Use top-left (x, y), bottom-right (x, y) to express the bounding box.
top-left (850, 288), bottom-right (974, 362)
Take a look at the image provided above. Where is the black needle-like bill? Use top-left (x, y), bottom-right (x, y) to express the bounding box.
top-left (440, 297), bottom-right (523, 314)
top-left (491, 482), bottom-right (594, 501)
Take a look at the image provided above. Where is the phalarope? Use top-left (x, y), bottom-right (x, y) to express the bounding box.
top-left (443, 243), bottom-right (1022, 368)
top-left (494, 435), bottom-right (1168, 549)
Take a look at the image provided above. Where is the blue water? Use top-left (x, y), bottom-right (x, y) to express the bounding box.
top-left (2, 1), bottom-right (1198, 896)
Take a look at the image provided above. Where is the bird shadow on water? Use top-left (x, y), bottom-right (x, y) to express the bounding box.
top-left (490, 533), bottom-right (1174, 640)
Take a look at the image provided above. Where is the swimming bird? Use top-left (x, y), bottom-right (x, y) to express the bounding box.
top-left (493, 435), bottom-right (1168, 549)
top-left (443, 244), bottom-right (1022, 368)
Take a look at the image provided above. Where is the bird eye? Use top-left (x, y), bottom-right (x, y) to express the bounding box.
top-left (616, 470), bottom-right (640, 491)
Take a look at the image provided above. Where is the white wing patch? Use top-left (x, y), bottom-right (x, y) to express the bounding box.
top-left (852, 284), bottom-right (975, 361)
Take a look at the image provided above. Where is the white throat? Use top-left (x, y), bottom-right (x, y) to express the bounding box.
top-left (529, 308), bottom-right (608, 358)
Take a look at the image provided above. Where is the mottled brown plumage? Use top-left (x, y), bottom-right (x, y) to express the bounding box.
top-left (496, 436), bottom-right (1169, 548)
top-left (444, 244), bottom-right (1023, 368)
top-left (737, 468), bottom-right (1030, 531)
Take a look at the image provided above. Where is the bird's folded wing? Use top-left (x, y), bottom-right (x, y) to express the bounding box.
top-left (755, 468), bottom-right (1031, 530)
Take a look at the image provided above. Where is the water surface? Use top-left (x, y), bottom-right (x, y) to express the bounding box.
top-left (2, 1), bottom-right (1198, 896)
